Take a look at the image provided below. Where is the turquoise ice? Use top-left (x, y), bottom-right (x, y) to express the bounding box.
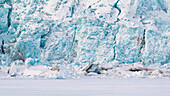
top-left (0, 0), bottom-right (169, 66)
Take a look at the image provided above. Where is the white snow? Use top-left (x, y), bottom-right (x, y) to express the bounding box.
top-left (0, 78), bottom-right (170, 96)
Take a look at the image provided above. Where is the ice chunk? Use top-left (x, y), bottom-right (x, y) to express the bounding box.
top-left (8, 63), bottom-right (17, 76)
top-left (25, 58), bottom-right (39, 66)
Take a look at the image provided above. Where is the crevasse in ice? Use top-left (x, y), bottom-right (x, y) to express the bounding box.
top-left (0, 0), bottom-right (169, 66)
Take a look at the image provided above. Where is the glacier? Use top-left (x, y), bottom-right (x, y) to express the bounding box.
top-left (0, 0), bottom-right (169, 67)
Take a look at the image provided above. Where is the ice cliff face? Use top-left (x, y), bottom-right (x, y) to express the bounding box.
top-left (0, 0), bottom-right (169, 66)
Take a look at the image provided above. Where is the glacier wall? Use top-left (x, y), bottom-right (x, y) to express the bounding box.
top-left (0, 0), bottom-right (169, 66)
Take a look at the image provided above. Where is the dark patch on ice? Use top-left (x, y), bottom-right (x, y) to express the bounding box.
top-left (1, 40), bottom-right (5, 54)
top-left (6, 0), bottom-right (12, 27)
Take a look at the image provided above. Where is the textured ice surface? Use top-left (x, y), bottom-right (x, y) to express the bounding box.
top-left (115, 23), bottom-right (144, 64)
top-left (0, 0), bottom-right (169, 67)
top-left (0, 4), bottom-right (8, 33)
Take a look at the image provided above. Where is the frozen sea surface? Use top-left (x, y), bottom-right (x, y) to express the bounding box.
top-left (0, 78), bottom-right (170, 96)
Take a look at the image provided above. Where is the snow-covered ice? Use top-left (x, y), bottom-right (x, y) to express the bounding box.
top-left (0, 78), bottom-right (170, 96)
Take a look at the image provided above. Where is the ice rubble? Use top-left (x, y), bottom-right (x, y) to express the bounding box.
top-left (0, 62), bottom-right (170, 79)
top-left (0, 64), bottom-right (74, 79)
top-left (0, 0), bottom-right (170, 78)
